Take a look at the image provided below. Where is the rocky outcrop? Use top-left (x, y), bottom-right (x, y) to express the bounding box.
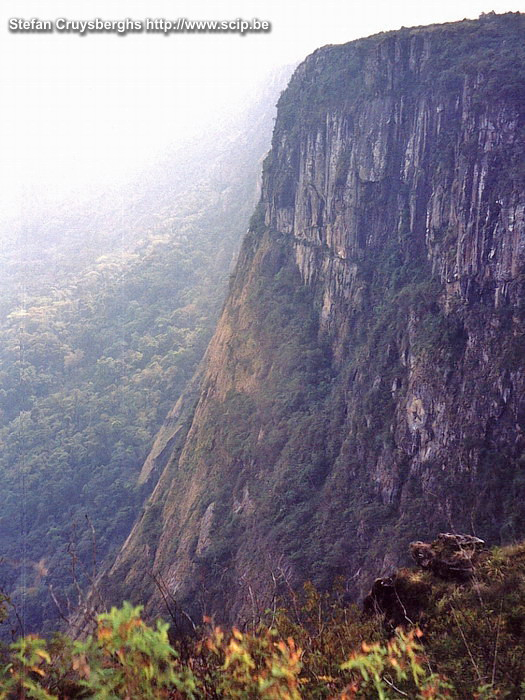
top-left (410, 533), bottom-right (486, 580)
top-left (364, 533), bottom-right (491, 630)
top-left (101, 13), bottom-right (525, 625)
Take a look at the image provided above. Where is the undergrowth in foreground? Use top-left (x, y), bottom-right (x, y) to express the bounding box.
top-left (1, 541), bottom-right (524, 698)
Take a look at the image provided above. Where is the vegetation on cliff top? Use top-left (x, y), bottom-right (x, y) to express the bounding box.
top-left (275, 11), bottom-right (525, 136)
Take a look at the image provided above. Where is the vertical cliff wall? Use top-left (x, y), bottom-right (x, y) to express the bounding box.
top-left (103, 13), bottom-right (525, 624)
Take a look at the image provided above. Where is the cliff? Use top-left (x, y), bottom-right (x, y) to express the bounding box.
top-left (101, 13), bottom-right (525, 626)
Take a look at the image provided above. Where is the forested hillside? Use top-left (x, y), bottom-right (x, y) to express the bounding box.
top-left (0, 68), bottom-right (292, 636)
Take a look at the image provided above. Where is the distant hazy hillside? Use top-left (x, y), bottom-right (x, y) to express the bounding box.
top-left (0, 66), bottom-right (293, 636)
top-left (0, 69), bottom-right (290, 310)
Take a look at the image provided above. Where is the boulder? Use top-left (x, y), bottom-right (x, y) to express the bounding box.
top-left (410, 533), bottom-right (485, 581)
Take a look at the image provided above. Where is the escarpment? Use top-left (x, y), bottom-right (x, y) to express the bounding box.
top-left (102, 13), bottom-right (525, 625)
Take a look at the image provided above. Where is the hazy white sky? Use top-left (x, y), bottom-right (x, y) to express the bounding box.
top-left (0, 0), bottom-right (522, 219)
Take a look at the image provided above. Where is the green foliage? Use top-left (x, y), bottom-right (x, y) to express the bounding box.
top-left (277, 13), bottom-right (525, 132)
top-left (202, 625), bottom-right (302, 699)
top-left (2, 634), bottom-right (55, 700)
top-left (0, 232), bottom-right (223, 636)
top-left (0, 597), bottom-right (7, 628)
top-left (340, 628), bottom-right (453, 699)
top-left (77, 602), bottom-right (198, 698)
top-left (171, 242), bottom-right (337, 603)
top-left (334, 149), bottom-right (352, 187)
top-left (419, 542), bottom-right (525, 698)
top-left (249, 202), bottom-right (267, 235)
top-left (2, 542), bottom-right (525, 697)
top-left (1, 603), bottom-right (198, 699)
top-left (427, 13), bottom-right (525, 116)
top-left (275, 43), bottom-right (365, 135)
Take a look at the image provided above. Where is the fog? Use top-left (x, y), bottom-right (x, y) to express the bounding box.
top-left (0, 0), bottom-right (521, 222)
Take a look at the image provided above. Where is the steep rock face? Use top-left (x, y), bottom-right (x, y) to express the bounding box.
top-left (103, 14), bottom-right (525, 624)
